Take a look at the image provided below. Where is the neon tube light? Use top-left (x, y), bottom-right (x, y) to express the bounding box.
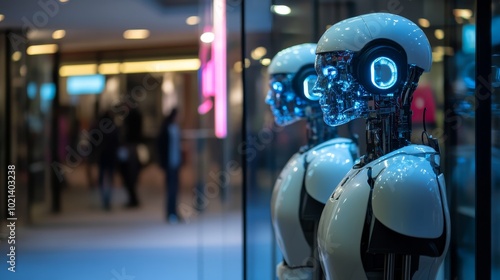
top-left (213, 0), bottom-right (227, 138)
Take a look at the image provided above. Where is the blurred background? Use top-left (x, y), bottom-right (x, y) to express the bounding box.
top-left (0, 0), bottom-right (499, 279)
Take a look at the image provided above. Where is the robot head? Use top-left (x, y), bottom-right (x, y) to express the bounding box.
top-left (312, 13), bottom-right (432, 126)
top-left (266, 43), bottom-right (320, 126)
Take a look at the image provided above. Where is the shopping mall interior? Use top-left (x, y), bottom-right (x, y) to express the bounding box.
top-left (0, 0), bottom-right (499, 279)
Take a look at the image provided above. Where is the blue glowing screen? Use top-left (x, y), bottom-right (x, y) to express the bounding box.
top-left (67, 75), bottom-right (105, 95)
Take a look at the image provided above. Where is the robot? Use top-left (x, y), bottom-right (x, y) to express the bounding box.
top-left (266, 43), bottom-right (358, 280)
top-left (312, 13), bottom-right (450, 279)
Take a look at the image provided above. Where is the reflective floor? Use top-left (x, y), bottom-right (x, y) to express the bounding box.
top-left (0, 163), bottom-right (242, 280)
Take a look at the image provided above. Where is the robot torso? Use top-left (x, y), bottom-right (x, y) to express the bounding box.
top-left (271, 137), bottom-right (357, 267)
top-left (317, 144), bottom-right (450, 280)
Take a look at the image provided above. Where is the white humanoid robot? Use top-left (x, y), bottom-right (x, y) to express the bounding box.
top-left (312, 13), bottom-right (450, 279)
top-left (266, 43), bottom-right (358, 280)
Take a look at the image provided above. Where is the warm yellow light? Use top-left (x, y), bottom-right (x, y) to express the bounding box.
top-left (59, 0), bottom-right (69, 2)
top-left (123, 29), bottom-right (150, 40)
top-left (244, 58), bottom-right (251, 68)
top-left (260, 58), bottom-right (271, 66)
top-left (200, 32), bottom-right (215, 43)
top-left (27, 44), bottom-right (58, 55)
top-left (271, 5), bottom-right (291, 15)
top-left (0, 14), bottom-right (5, 22)
top-left (98, 63), bottom-right (121, 75)
top-left (121, 59), bottom-right (200, 73)
top-left (60, 58), bottom-right (200, 77)
top-left (186, 16), bottom-right (200, 25)
top-left (418, 18), bottom-right (430, 28)
top-left (59, 64), bottom-right (97, 76)
top-left (453, 9), bottom-right (473, 19)
top-left (434, 29), bottom-right (445, 40)
top-left (52, 30), bottom-right (66, 39)
top-left (12, 51), bottom-right (22, 62)
top-left (233, 61), bottom-right (243, 73)
top-left (251, 46), bottom-right (267, 60)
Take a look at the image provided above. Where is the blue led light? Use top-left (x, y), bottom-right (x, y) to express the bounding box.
top-left (370, 56), bottom-right (397, 89)
top-left (303, 74), bottom-right (319, 101)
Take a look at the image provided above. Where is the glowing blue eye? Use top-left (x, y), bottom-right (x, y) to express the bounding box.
top-left (303, 74), bottom-right (319, 100)
top-left (370, 56), bottom-right (397, 89)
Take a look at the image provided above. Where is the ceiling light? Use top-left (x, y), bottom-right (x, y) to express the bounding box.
top-left (59, 0), bottom-right (69, 3)
top-left (98, 63), bottom-right (121, 75)
top-left (59, 64), bottom-right (97, 76)
top-left (271, 5), bottom-right (291, 15)
top-left (251, 46), bottom-right (267, 60)
top-left (260, 58), bottom-right (271, 66)
top-left (434, 29), bottom-right (445, 40)
top-left (453, 9), bottom-right (473, 19)
top-left (418, 18), bottom-right (430, 28)
top-left (27, 44), bottom-right (58, 55)
top-left (123, 29), bottom-right (150, 40)
top-left (186, 16), bottom-right (200, 25)
top-left (52, 30), bottom-right (66, 39)
top-left (12, 51), bottom-right (22, 62)
top-left (120, 59), bottom-right (200, 74)
top-left (0, 14), bottom-right (5, 22)
top-left (200, 32), bottom-right (215, 43)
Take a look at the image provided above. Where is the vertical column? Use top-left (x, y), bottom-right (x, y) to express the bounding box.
top-left (0, 32), bottom-right (7, 224)
top-left (1, 30), bottom-right (28, 224)
top-left (475, 0), bottom-right (492, 279)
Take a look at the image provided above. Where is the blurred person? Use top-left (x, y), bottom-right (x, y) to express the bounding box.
top-left (118, 106), bottom-right (143, 208)
top-left (157, 108), bottom-right (182, 223)
top-left (96, 110), bottom-right (119, 211)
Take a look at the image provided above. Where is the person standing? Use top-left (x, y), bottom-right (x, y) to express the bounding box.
top-left (157, 108), bottom-right (182, 223)
top-left (96, 110), bottom-right (119, 211)
top-left (118, 106), bottom-right (142, 208)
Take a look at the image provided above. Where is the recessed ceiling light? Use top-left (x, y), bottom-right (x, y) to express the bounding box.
top-left (418, 18), bottom-right (430, 28)
top-left (27, 44), bottom-right (58, 55)
top-left (123, 29), bottom-right (150, 40)
top-left (270, 5), bottom-right (291, 15)
top-left (453, 9), bottom-right (473, 19)
top-left (200, 32), bottom-right (215, 43)
top-left (59, 0), bottom-right (69, 3)
top-left (251, 46), bottom-right (267, 60)
top-left (186, 16), bottom-right (200, 26)
top-left (434, 29), bottom-right (445, 40)
top-left (0, 14), bottom-right (5, 22)
top-left (12, 51), bottom-right (22, 62)
top-left (52, 30), bottom-right (66, 39)
top-left (260, 58), bottom-right (271, 66)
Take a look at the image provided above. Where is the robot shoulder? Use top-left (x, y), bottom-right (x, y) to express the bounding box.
top-left (304, 138), bottom-right (357, 204)
top-left (370, 148), bottom-right (445, 239)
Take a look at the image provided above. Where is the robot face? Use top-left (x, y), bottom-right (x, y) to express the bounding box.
top-left (312, 51), bottom-right (371, 126)
top-left (265, 73), bottom-right (309, 126)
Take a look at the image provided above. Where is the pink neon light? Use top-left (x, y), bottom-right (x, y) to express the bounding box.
top-left (201, 59), bottom-right (214, 98)
top-left (200, 25), bottom-right (214, 100)
top-left (198, 99), bottom-right (213, 114)
top-left (213, 0), bottom-right (227, 138)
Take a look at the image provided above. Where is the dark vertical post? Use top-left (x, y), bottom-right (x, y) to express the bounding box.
top-left (475, 0), bottom-right (492, 279)
top-left (51, 50), bottom-right (61, 213)
top-left (0, 32), bottom-right (7, 224)
top-left (241, 1), bottom-right (247, 279)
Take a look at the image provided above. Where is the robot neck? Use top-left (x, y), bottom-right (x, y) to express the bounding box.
top-left (364, 113), bottom-right (404, 163)
top-left (362, 65), bottom-right (423, 164)
top-left (305, 110), bottom-right (337, 150)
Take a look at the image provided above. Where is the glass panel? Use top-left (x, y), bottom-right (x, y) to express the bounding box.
top-left (444, 0), bottom-right (476, 279)
top-left (492, 2), bottom-right (500, 278)
top-left (245, 1), bottom-right (451, 279)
